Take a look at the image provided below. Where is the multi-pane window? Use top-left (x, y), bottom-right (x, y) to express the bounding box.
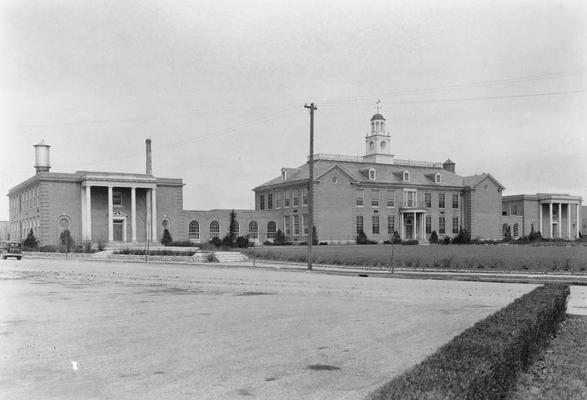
top-left (386, 190), bottom-right (395, 207)
top-left (439, 193), bottom-right (445, 209)
top-left (372, 215), bottom-right (380, 235)
top-left (267, 221), bottom-right (277, 239)
top-left (210, 220), bottom-right (220, 238)
top-left (293, 215), bottom-right (300, 235)
top-left (435, 173), bottom-right (441, 184)
top-left (404, 190), bottom-right (417, 208)
top-left (356, 215), bottom-right (364, 235)
top-left (425, 192), bottom-right (431, 208)
top-left (284, 191), bottom-right (290, 207)
top-left (511, 204), bottom-right (518, 215)
top-left (452, 194), bottom-right (458, 209)
top-left (452, 217), bottom-right (459, 234)
top-left (356, 189), bottom-right (364, 207)
top-left (249, 221), bottom-right (258, 239)
top-left (513, 223), bottom-right (519, 237)
top-left (284, 216), bottom-right (291, 235)
top-left (371, 190), bottom-right (380, 207)
top-left (403, 171), bottom-right (410, 182)
top-left (113, 191), bottom-right (122, 206)
top-left (388, 216), bottom-right (395, 235)
top-left (267, 193), bottom-right (273, 210)
top-left (369, 169), bottom-right (376, 180)
top-left (302, 214), bottom-right (309, 235)
top-left (276, 192), bottom-right (281, 208)
top-left (259, 194), bottom-right (265, 210)
top-left (439, 217), bottom-right (446, 234)
top-left (426, 216), bottom-right (431, 234)
top-left (302, 188), bottom-right (308, 206)
top-left (188, 220), bottom-right (199, 239)
top-left (293, 190), bottom-right (299, 207)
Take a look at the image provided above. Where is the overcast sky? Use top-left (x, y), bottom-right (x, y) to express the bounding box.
top-left (1, 0), bottom-right (586, 220)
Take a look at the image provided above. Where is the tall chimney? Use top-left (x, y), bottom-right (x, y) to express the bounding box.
top-left (146, 139), bottom-right (152, 175)
top-left (34, 141), bottom-right (51, 174)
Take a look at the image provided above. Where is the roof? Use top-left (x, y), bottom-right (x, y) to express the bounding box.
top-left (462, 173), bottom-right (505, 190)
top-left (255, 159), bottom-right (468, 190)
top-left (370, 113), bottom-right (385, 121)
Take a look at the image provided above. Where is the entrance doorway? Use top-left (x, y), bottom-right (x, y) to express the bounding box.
top-left (113, 221), bottom-right (123, 241)
top-left (405, 218), bottom-right (413, 240)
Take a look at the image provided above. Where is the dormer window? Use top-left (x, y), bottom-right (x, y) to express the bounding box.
top-left (403, 171), bottom-right (410, 182)
top-left (369, 168), bottom-right (376, 180)
top-left (435, 173), bottom-right (441, 184)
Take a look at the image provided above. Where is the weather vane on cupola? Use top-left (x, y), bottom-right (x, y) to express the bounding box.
top-left (375, 99), bottom-right (381, 114)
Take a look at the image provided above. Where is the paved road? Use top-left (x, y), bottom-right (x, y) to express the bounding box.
top-left (0, 258), bottom-right (539, 399)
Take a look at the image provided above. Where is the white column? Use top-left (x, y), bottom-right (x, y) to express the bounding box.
top-left (145, 189), bottom-right (151, 242)
top-left (108, 186), bottom-right (113, 242)
top-left (558, 203), bottom-right (562, 238)
top-left (400, 213), bottom-right (403, 240)
top-left (577, 204), bottom-right (581, 238)
top-left (549, 202), bottom-right (553, 238)
top-left (151, 188), bottom-right (157, 242)
top-left (413, 212), bottom-right (416, 240)
top-left (421, 214), bottom-right (425, 240)
top-left (86, 185), bottom-right (92, 241)
top-left (567, 203), bottom-right (571, 239)
top-left (539, 202), bottom-right (542, 235)
top-left (81, 186), bottom-right (86, 240)
top-left (131, 187), bottom-right (137, 242)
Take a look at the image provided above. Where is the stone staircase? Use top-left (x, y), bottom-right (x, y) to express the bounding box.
top-left (212, 251), bottom-right (249, 263)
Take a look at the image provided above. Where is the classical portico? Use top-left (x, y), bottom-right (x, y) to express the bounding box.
top-left (537, 194), bottom-right (582, 239)
top-left (399, 208), bottom-right (427, 241)
top-left (80, 172), bottom-right (158, 243)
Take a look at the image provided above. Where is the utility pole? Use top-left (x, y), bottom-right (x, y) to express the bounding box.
top-left (304, 102), bottom-right (317, 271)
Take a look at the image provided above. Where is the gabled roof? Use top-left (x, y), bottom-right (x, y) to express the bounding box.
top-left (462, 173), bottom-right (505, 190)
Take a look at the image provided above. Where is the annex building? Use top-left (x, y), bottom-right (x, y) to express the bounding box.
top-left (7, 111), bottom-right (583, 246)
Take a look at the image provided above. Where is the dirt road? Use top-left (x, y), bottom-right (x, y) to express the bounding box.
top-left (0, 258), bottom-right (536, 399)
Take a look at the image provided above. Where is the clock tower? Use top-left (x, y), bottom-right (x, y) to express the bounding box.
top-left (363, 109), bottom-right (394, 164)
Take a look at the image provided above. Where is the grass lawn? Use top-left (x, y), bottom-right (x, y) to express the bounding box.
top-left (250, 244), bottom-right (587, 273)
top-left (508, 315), bottom-right (587, 400)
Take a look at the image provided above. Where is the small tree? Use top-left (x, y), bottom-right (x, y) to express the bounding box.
top-left (429, 230), bottom-right (439, 244)
top-left (356, 229), bottom-right (368, 244)
top-left (23, 229), bottom-right (38, 249)
top-left (59, 229), bottom-right (74, 252)
top-left (391, 230), bottom-right (402, 244)
top-left (228, 209), bottom-right (238, 245)
top-left (503, 225), bottom-right (512, 242)
top-left (275, 229), bottom-right (286, 245)
top-left (312, 226), bottom-right (318, 246)
top-left (161, 228), bottom-right (173, 245)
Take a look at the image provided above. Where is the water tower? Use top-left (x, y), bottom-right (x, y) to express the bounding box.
top-left (34, 141), bottom-right (51, 174)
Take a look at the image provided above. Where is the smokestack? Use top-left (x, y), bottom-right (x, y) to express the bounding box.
top-left (34, 141), bottom-right (51, 174)
top-left (146, 139), bottom-right (152, 175)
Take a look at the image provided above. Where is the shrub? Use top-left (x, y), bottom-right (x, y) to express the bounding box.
top-left (442, 236), bottom-right (451, 245)
top-left (429, 230), bottom-right (439, 244)
top-left (165, 240), bottom-right (196, 247)
top-left (209, 237), bottom-right (222, 248)
top-left (452, 228), bottom-right (471, 244)
top-left (368, 284), bottom-right (570, 400)
top-left (59, 229), bottom-right (75, 252)
top-left (161, 228), bottom-right (173, 245)
top-left (38, 245), bottom-right (58, 253)
top-left (401, 239), bottom-right (419, 245)
top-left (391, 231), bottom-right (402, 244)
top-left (23, 229), bottom-right (38, 250)
top-left (235, 236), bottom-right (251, 248)
top-left (357, 230), bottom-right (377, 245)
top-left (206, 252), bottom-right (218, 262)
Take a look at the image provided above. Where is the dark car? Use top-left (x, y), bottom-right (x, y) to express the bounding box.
top-left (1, 241), bottom-right (23, 260)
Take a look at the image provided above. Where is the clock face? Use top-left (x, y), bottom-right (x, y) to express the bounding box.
top-left (369, 141), bottom-right (374, 150)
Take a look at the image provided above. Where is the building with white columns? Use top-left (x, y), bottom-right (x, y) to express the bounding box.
top-left (8, 140), bottom-right (184, 246)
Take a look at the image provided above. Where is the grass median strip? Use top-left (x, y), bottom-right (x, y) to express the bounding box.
top-left (367, 284), bottom-right (570, 400)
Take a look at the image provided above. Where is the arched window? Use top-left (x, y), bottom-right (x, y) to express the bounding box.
top-left (249, 221), bottom-right (258, 240)
top-left (188, 220), bottom-right (199, 239)
top-left (513, 223), bottom-right (519, 238)
top-left (267, 221), bottom-right (277, 239)
top-left (210, 220), bottom-right (220, 238)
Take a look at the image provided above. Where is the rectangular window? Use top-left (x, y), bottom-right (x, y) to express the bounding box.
top-left (404, 190), bottom-right (417, 208)
top-left (439, 216), bottom-right (446, 234)
top-left (113, 191), bottom-right (122, 206)
top-left (386, 190), bottom-right (395, 207)
top-left (267, 193), bottom-right (273, 210)
top-left (452, 194), bottom-right (458, 209)
top-left (302, 214), bottom-right (309, 235)
top-left (356, 215), bottom-right (364, 235)
top-left (284, 216), bottom-right (291, 235)
top-left (371, 190), bottom-right (380, 207)
top-left (293, 215), bottom-right (300, 235)
top-left (284, 191), bottom-right (290, 208)
top-left (356, 189), bottom-right (364, 207)
top-left (388, 216), bottom-right (395, 235)
top-left (302, 188), bottom-right (308, 206)
top-left (372, 215), bottom-right (380, 235)
top-left (452, 217), bottom-right (459, 234)
top-left (259, 194), bottom-right (265, 210)
top-left (439, 193), bottom-right (445, 209)
top-left (293, 190), bottom-right (299, 207)
top-left (276, 192), bottom-right (281, 208)
top-left (425, 192), bottom-right (431, 208)
top-left (511, 204), bottom-right (518, 215)
top-left (426, 215), bottom-right (431, 234)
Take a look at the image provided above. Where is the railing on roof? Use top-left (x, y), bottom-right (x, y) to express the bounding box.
top-left (310, 153), bottom-right (443, 168)
top-left (393, 159), bottom-right (443, 168)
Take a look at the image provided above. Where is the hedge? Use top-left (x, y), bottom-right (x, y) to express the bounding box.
top-left (368, 284), bottom-right (570, 400)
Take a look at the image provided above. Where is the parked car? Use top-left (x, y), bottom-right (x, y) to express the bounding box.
top-left (1, 241), bottom-right (22, 260)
